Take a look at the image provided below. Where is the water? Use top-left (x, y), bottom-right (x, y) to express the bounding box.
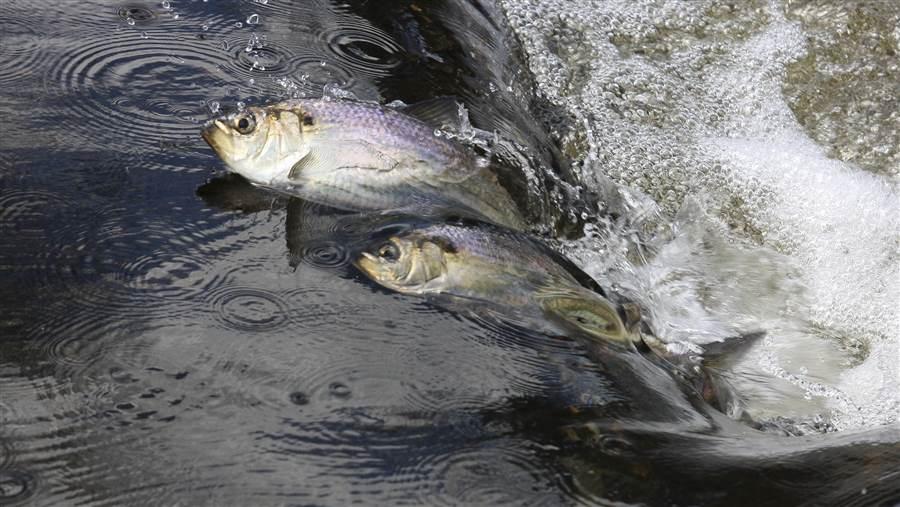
top-left (0, 0), bottom-right (898, 505)
top-left (501, 0), bottom-right (900, 430)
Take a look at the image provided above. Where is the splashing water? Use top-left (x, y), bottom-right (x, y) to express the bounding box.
top-left (500, 0), bottom-right (899, 430)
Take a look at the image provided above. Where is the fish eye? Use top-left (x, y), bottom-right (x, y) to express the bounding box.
top-left (234, 114), bottom-right (256, 134)
top-left (376, 242), bottom-right (400, 262)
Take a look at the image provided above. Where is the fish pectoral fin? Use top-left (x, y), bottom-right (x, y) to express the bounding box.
top-left (289, 142), bottom-right (399, 180)
top-left (399, 97), bottom-right (467, 131)
top-left (340, 140), bottom-right (400, 171)
top-left (535, 285), bottom-right (634, 347)
top-left (289, 151), bottom-right (327, 180)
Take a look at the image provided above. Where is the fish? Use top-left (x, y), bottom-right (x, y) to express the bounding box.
top-left (348, 217), bottom-right (755, 415)
top-left (201, 98), bottom-right (526, 230)
top-left (352, 219), bottom-right (641, 347)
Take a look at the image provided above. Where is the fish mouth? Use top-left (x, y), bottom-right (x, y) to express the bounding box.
top-left (354, 252), bottom-right (378, 272)
top-left (354, 252), bottom-right (384, 280)
top-left (201, 119), bottom-right (231, 153)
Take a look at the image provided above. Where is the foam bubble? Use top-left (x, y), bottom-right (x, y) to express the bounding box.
top-left (502, 0), bottom-right (899, 429)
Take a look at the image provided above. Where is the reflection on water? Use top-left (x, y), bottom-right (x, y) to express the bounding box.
top-left (1, 0), bottom-right (898, 505)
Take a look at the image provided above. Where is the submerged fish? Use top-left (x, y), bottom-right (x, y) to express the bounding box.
top-left (352, 220), bottom-right (640, 347)
top-left (201, 98), bottom-right (526, 230)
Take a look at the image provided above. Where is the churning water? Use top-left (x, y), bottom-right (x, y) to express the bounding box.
top-left (501, 0), bottom-right (899, 430)
top-left (0, 0), bottom-right (898, 505)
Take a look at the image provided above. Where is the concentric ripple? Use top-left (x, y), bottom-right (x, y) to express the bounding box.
top-left (0, 15), bottom-right (50, 86)
top-left (220, 34), bottom-right (357, 94)
top-left (0, 470), bottom-right (36, 504)
top-left (400, 441), bottom-right (567, 506)
top-left (296, 241), bottom-right (350, 269)
top-left (121, 252), bottom-right (219, 300)
top-left (207, 285), bottom-right (291, 333)
top-left (117, 6), bottom-right (156, 24)
top-left (43, 32), bottom-right (226, 150)
top-left (321, 20), bottom-right (403, 77)
top-left (0, 190), bottom-right (74, 238)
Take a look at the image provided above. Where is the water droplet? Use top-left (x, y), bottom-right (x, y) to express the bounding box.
top-left (236, 101), bottom-right (246, 111)
top-left (126, 17), bottom-right (135, 25)
top-left (234, 21), bottom-right (243, 28)
top-left (172, 12), bottom-right (180, 19)
top-left (328, 382), bottom-right (351, 399)
top-left (248, 78), bottom-right (255, 85)
top-left (245, 33), bottom-right (263, 52)
top-left (140, 31), bottom-right (149, 39)
top-left (254, 0), bottom-right (268, 4)
top-left (201, 24), bottom-right (209, 31)
top-left (246, 14), bottom-right (259, 25)
top-left (207, 101), bottom-right (220, 114)
top-left (161, 0), bottom-right (170, 9)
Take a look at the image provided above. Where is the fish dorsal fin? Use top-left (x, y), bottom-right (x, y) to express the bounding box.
top-left (399, 97), bottom-right (467, 131)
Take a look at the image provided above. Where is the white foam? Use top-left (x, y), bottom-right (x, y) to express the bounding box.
top-left (501, 0), bottom-right (900, 429)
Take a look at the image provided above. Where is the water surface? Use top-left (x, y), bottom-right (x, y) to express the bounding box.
top-left (1, 0), bottom-right (899, 505)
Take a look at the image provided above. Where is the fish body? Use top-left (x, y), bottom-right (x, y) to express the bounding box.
top-left (353, 220), bottom-right (640, 347)
top-left (202, 99), bottom-right (525, 230)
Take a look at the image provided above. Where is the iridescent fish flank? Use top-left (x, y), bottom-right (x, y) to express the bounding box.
top-left (202, 99), bottom-right (526, 230)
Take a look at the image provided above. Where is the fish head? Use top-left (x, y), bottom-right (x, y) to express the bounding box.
top-left (202, 103), bottom-right (313, 186)
top-left (355, 233), bottom-right (448, 293)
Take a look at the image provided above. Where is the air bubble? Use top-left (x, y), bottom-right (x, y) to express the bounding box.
top-left (246, 14), bottom-right (259, 25)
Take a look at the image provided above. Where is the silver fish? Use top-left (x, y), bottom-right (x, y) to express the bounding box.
top-left (352, 220), bottom-right (642, 347)
top-left (201, 99), bottom-right (526, 230)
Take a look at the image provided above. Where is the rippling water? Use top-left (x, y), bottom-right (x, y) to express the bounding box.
top-left (1, 0), bottom-right (898, 505)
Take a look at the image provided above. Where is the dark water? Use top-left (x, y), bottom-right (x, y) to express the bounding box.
top-left (1, 0), bottom-right (898, 505)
